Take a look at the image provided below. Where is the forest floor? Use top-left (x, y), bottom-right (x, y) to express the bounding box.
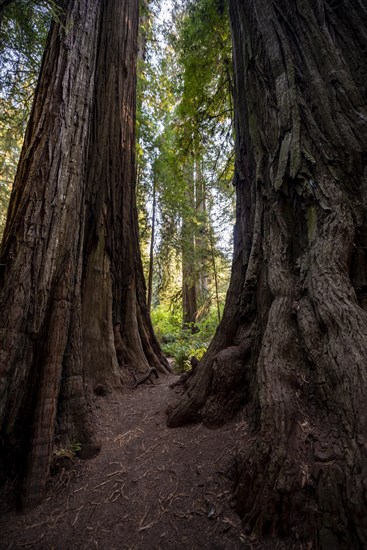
top-left (0, 373), bottom-right (265, 550)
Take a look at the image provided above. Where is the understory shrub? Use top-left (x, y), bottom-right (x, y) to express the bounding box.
top-left (151, 305), bottom-right (220, 372)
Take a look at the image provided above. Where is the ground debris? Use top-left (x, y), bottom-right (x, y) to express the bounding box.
top-left (0, 374), bottom-right (247, 549)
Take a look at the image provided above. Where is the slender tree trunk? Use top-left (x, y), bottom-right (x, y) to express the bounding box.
top-left (195, 157), bottom-right (211, 319)
top-left (182, 159), bottom-right (198, 329)
top-left (147, 167), bottom-right (156, 311)
top-left (0, 0), bottom-right (169, 508)
top-left (182, 231), bottom-right (197, 329)
top-left (167, 0), bottom-right (367, 547)
top-left (208, 226), bottom-right (221, 322)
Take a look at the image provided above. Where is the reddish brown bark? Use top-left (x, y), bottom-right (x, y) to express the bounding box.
top-left (0, 1), bottom-right (101, 506)
top-left (167, 0), bottom-right (367, 547)
top-left (0, 0), bottom-right (169, 507)
top-left (82, 0), bottom-right (169, 385)
top-left (182, 162), bottom-right (198, 329)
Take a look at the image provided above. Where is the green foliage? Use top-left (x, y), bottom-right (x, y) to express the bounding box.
top-left (151, 304), bottom-right (182, 341)
top-left (0, 1), bottom-right (58, 239)
top-left (152, 303), bottom-right (221, 372)
top-left (0, 1), bottom-right (56, 130)
top-left (136, 0), bottom-right (235, 331)
top-left (173, 0), bottom-right (233, 153)
top-left (53, 440), bottom-right (81, 459)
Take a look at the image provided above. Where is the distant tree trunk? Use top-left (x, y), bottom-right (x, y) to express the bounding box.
top-left (182, 230), bottom-right (197, 329)
top-left (137, 0), bottom-right (148, 62)
top-left (208, 226), bottom-right (220, 322)
top-left (167, 1), bottom-right (367, 547)
top-left (147, 167), bottom-right (157, 311)
top-left (182, 272), bottom-right (197, 328)
top-left (182, 159), bottom-right (198, 329)
top-left (195, 157), bottom-right (211, 319)
top-left (0, 0), bottom-right (169, 508)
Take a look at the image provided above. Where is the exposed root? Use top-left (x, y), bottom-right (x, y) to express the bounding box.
top-left (127, 367), bottom-right (159, 389)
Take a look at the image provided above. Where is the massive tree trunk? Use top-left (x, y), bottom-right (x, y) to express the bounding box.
top-left (82, 0), bottom-right (169, 386)
top-left (167, 0), bottom-right (367, 547)
top-left (0, 0), bottom-right (101, 507)
top-left (0, 0), bottom-right (169, 508)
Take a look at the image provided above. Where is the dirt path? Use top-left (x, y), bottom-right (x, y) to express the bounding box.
top-left (0, 374), bottom-right (250, 549)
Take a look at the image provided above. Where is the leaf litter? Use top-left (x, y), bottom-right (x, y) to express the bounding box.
top-left (1, 374), bottom-right (252, 549)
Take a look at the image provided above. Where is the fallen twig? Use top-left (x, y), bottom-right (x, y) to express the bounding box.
top-left (106, 469), bottom-right (127, 478)
top-left (214, 448), bottom-right (227, 464)
top-left (138, 442), bottom-right (160, 459)
top-left (132, 471), bottom-right (149, 482)
top-left (19, 534), bottom-right (44, 547)
top-left (72, 506), bottom-right (84, 527)
top-left (74, 484), bottom-right (88, 493)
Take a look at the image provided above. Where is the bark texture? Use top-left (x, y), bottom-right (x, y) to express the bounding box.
top-left (182, 162), bottom-right (198, 329)
top-left (82, 0), bottom-right (169, 386)
top-left (0, 0), bottom-right (169, 507)
top-left (0, 0), bottom-right (101, 506)
top-left (167, 1), bottom-right (367, 547)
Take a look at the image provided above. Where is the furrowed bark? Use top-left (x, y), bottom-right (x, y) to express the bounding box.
top-left (167, 0), bottom-right (367, 546)
top-left (0, 0), bottom-right (101, 505)
top-left (0, 0), bottom-right (169, 507)
top-left (83, 0), bottom-right (170, 377)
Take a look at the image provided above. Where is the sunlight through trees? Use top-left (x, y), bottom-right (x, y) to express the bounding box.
top-left (137, 0), bottom-right (235, 358)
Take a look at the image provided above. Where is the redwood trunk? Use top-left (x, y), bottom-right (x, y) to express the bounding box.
top-left (147, 168), bottom-right (157, 311)
top-left (182, 162), bottom-right (198, 329)
top-left (167, 1), bottom-right (367, 547)
top-left (0, 0), bottom-right (169, 507)
top-left (0, 1), bottom-right (101, 506)
top-left (82, 0), bottom-right (169, 385)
